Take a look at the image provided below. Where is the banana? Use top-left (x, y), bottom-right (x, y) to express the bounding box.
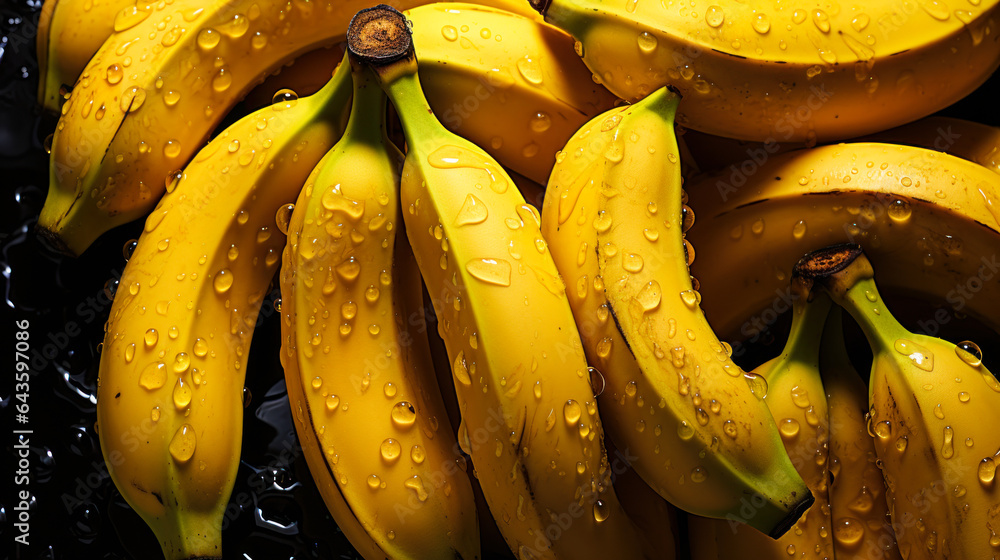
top-left (278, 55), bottom-right (480, 560)
top-left (539, 85), bottom-right (813, 535)
top-left (38, 0), bottom-right (602, 256)
top-left (531, 0), bottom-right (1000, 142)
top-left (821, 308), bottom-right (901, 560)
top-left (681, 116), bottom-right (1000, 176)
top-left (36, 0), bottom-right (135, 113)
top-left (96, 57), bottom-right (352, 560)
top-left (350, 6), bottom-right (652, 558)
top-left (685, 142), bottom-right (1000, 341)
top-left (689, 286), bottom-right (834, 559)
top-left (794, 244), bottom-right (1000, 560)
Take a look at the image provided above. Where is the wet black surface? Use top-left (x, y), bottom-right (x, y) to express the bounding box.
top-left (0, 0), bottom-right (998, 558)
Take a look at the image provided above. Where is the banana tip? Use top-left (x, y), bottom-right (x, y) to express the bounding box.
top-left (33, 224), bottom-right (76, 258)
top-left (347, 4), bottom-right (412, 65)
top-left (528, 0), bottom-right (551, 15)
top-left (792, 243), bottom-right (863, 280)
top-left (768, 491), bottom-right (815, 539)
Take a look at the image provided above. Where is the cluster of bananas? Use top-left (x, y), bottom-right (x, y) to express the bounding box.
top-left (34, 0), bottom-right (1000, 557)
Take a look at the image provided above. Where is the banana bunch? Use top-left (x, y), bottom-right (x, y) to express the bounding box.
top-left (279, 55), bottom-right (480, 559)
top-left (37, 0), bottom-right (1000, 556)
top-left (37, 0), bottom-right (610, 256)
top-left (96, 57), bottom-right (352, 559)
top-left (685, 142), bottom-right (1000, 340)
top-left (531, 0), bottom-right (1000, 142)
top-left (539, 82), bottom-right (815, 534)
top-left (822, 309), bottom-right (900, 560)
top-left (689, 286), bottom-right (835, 559)
top-left (348, 5), bottom-right (656, 558)
top-left (794, 244), bottom-right (1000, 560)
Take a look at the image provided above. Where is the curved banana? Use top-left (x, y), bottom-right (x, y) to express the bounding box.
top-left (685, 142), bottom-right (1000, 340)
top-left (278, 57), bottom-right (480, 560)
top-left (540, 85), bottom-right (813, 535)
top-left (351, 7), bottom-right (651, 558)
top-left (38, 0), bottom-right (612, 256)
top-left (689, 287), bottom-right (834, 559)
top-left (796, 244), bottom-right (1000, 560)
top-left (681, 116), bottom-right (1000, 176)
top-left (36, 0), bottom-right (135, 113)
top-left (531, 0), bottom-right (1000, 142)
top-left (96, 58), bottom-right (352, 560)
top-left (821, 308), bottom-right (901, 560)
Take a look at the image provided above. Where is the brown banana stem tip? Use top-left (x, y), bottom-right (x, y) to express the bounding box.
top-left (769, 492), bottom-right (815, 539)
top-left (346, 4), bottom-right (412, 65)
top-left (33, 224), bottom-right (75, 257)
top-left (792, 243), bottom-right (863, 280)
top-left (528, 0), bottom-right (552, 15)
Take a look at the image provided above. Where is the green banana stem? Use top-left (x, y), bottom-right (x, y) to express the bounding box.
top-left (818, 307), bottom-right (856, 377)
top-left (342, 59), bottom-right (390, 146)
top-left (770, 281), bottom-right (833, 372)
top-left (312, 53), bottom-right (355, 128)
top-left (793, 244), bottom-right (907, 357)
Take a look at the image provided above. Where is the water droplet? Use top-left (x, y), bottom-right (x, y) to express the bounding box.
top-left (441, 25), bottom-right (458, 41)
top-left (896, 436), bottom-right (908, 452)
top-left (745, 372), bottom-right (768, 398)
top-left (635, 280), bottom-right (662, 312)
top-left (380, 438), bottom-right (401, 462)
top-left (456, 194), bottom-right (488, 226)
top-left (723, 420), bottom-right (737, 438)
top-left (212, 68), bottom-right (232, 92)
top-left (941, 426), bottom-right (954, 458)
top-left (164, 139), bottom-right (181, 158)
top-left (751, 218), bottom-right (765, 235)
top-left (272, 89), bottom-right (298, 110)
top-left (530, 112), bottom-right (551, 133)
top-left (275, 204), bottom-right (294, 235)
top-left (143, 328), bottom-right (159, 348)
top-left (792, 220), bottom-right (807, 239)
top-left (391, 401), bottom-right (416, 428)
top-left (851, 13), bottom-right (870, 31)
top-left (679, 290), bottom-right (698, 309)
top-left (623, 253), bottom-right (644, 272)
top-left (812, 9), bottom-right (831, 32)
top-left (894, 339), bottom-right (935, 371)
top-left (516, 55), bottom-right (543, 84)
top-left (637, 31), bottom-right (658, 53)
top-left (779, 418), bottom-right (800, 439)
top-left (106, 63), bottom-right (123, 84)
top-left (691, 466), bottom-right (707, 482)
top-left (874, 420), bottom-right (891, 439)
top-left (114, 4), bottom-right (152, 31)
top-left (677, 421), bottom-right (695, 440)
top-left (168, 424), bottom-right (196, 462)
top-left (466, 259), bottom-right (512, 286)
top-left (564, 400), bottom-right (582, 425)
top-left (404, 475), bottom-right (429, 501)
top-left (979, 457), bottom-right (996, 486)
top-left (197, 28), bottom-right (220, 49)
top-left (705, 5), bottom-right (725, 27)
top-left (453, 352), bottom-right (472, 386)
top-left (213, 269), bottom-right (233, 293)
top-left (120, 86), bottom-right (146, 112)
top-left (888, 199), bottom-right (912, 222)
top-left (367, 474), bottom-right (381, 489)
top-left (956, 341), bottom-right (983, 367)
top-left (752, 12), bottom-right (770, 33)
top-left (173, 377), bottom-right (192, 409)
top-left (139, 362), bottom-right (167, 390)
top-left (593, 499), bottom-right (610, 522)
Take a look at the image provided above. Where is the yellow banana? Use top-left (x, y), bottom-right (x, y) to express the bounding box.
top-left (36, 0), bottom-right (135, 113)
top-left (821, 308), bottom-right (901, 560)
top-left (351, 6), bottom-right (651, 558)
top-left (795, 244), bottom-right (1000, 560)
top-left (278, 56), bottom-right (480, 560)
top-left (685, 142), bottom-right (1000, 341)
top-left (531, 0), bottom-right (1000, 142)
top-left (38, 0), bottom-right (612, 256)
top-left (681, 116), bottom-right (1000, 176)
top-left (689, 286), bottom-right (834, 559)
top-left (539, 85), bottom-right (813, 535)
top-left (96, 58), bottom-right (351, 560)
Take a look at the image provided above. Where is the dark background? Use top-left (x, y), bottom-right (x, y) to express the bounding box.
top-left (1, 0), bottom-right (997, 558)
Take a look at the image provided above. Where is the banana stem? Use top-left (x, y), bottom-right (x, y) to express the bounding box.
top-left (311, 52), bottom-right (354, 124)
top-left (777, 287), bottom-right (833, 369)
top-left (342, 59), bottom-right (389, 146)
